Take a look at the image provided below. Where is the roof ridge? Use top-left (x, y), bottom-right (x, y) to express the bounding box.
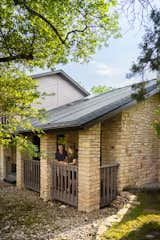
top-left (91, 78), bottom-right (157, 98)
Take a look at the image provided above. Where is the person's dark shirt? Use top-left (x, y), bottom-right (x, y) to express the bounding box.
top-left (55, 150), bottom-right (67, 161)
top-left (68, 152), bottom-right (78, 163)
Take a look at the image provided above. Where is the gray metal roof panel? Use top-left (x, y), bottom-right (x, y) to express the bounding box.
top-left (24, 79), bottom-right (159, 131)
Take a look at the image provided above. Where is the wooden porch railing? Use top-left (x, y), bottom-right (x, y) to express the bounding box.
top-left (23, 159), bottom-right (118, 208)
top-left (52, 162), bottom-right (78, 207)
top-left (0, 115), bottom-right (7, 124)
top-left (24, 159), bottom-right (40, 192)
top-left (100, 163), bottom-right (119, 208)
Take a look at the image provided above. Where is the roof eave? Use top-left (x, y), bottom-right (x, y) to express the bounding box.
top-left (19, 83), bottom-right (159, 134)
top-left (80, 87), bottom-right (159, 129)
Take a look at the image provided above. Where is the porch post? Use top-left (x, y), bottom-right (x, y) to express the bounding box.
top-left (78, 122), bottom-right (101, 212)
top-left (0, 145), bottom-right (6, 180)
top-left (40, 133), bottom-right (56, 201)
top-left (16, 146), bottom-right (24, 189)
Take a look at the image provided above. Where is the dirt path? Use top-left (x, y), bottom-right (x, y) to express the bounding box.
top-left (0, 182), bottom-right (119, 240)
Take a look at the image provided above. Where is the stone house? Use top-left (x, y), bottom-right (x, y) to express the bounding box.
top-left (0, 78), bottom-right (160, 212)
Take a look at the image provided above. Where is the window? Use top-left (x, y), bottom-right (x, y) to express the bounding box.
top-left (33, 135), bottom-right (40, 160)
top-left (56, 134), bottom-right (66, 149)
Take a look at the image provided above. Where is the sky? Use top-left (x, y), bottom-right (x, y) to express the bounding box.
top-left (36, 1), bottom-right (160, 92)
top-left (61, 26), bottom-right (145, 90)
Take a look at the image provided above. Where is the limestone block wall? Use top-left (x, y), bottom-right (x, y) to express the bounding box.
top-left (78, 123), bottom-right (101, 212)
top-left (16, 146), bottom-right (24, 189)
top-left (40, 132), bottom-right (56, 201)
top-left (120, 94), bottom-right (160, 189)
top-left (101, 113), bottom-right (122, 166)
top-left (0, 146), bottom-right (5, 180)
top-left (101, 94), bottom-right (160, 191)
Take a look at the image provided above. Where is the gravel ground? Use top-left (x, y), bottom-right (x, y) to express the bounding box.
top-left (0, 182), bottom-right (120, 240)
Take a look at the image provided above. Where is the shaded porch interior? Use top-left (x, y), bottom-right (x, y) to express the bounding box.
top-left (4, 146), bottom-right (16, 183)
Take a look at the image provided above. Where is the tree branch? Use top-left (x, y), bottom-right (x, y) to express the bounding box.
top-left (64, 25), bottom-right (88, 42)
top-left (14, 0), bottom-right (89, 44)
top-left (14, 0), bottom-right (65, 44)
top-left (0, 30), bottom-right (13, 57)
top-left (0, 53), bottom-right (33, 62)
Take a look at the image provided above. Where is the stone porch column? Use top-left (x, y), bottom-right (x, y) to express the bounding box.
top-left (0, 145), bottom-right (6, 180)
top-left (16, 146), bottom-right (24, 189)
top-left (40, 133), bottom-right (56, 201)
top-left (78, 123), bottom-right (101, 212)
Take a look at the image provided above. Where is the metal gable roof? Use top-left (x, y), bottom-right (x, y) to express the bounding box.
top-left (27, 79), bottom-right (159, 132)
top-left (31, 69), bottom-right (89, 96)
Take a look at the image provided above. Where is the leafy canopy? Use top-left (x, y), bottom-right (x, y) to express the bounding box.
top-left (0, 65), bottom-right (45, 154)
top-left (129, 9), bottom-right (160, 78)
top-left (128, 9), bottom-right (160, 137)
top-left (90, 85), bottom-right (111, 94)
top-left (0, 0), bottom-right (119, 151)
top-left (0, 0), bottom-right (119, 67)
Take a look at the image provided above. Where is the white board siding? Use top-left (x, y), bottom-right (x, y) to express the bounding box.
top-left (34, 74), bottom-right (84, 110)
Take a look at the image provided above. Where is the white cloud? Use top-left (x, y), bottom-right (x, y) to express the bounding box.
top-left (95, 63), bottom-right (121, 77)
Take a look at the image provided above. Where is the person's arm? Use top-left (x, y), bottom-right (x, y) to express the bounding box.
top-left (55, 152), bottom-right (60, 163)
top-left (73, 152), bottom-right (78, 165)
top-left (72, 159), bottom-right (77, 165)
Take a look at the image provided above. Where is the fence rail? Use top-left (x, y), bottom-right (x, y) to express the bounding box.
top-left (100, 163), bottom-right (119, 208)
top-left (52, 162), bottom-right (78, 207)
top-left (24, 159), bottom-right (40, 192)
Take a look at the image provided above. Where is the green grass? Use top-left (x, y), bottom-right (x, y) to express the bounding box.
top-left (101, 191), bottom-right (160, 240)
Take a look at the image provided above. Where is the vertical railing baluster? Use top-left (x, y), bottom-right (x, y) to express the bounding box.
top-left (51, 162), bottom-right (78, 207)
top-left (23, 159), bottom-right (40, 192)
top-left (100, 163), bottom-right (119, 208)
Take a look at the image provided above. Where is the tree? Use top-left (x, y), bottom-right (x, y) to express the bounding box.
top-left (90, 85), bottom-right (111, 94)
top-left (0, 0), bottom-right (119, 66)
top-left (118, 0), bottom-right (154, 26)
top-left (0, 0), bottom-right (119, 151)
top-left (129, 9), bottom-right (160, 78)
top-left (0, 65), bottom-right (45, 154)
top-left (128, 9), bottom-right (160, 136)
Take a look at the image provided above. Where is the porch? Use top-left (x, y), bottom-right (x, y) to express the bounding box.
top-left (0, 122), bottom-right (119, 212)
top-left (22, 159), bottom-right (118, 208)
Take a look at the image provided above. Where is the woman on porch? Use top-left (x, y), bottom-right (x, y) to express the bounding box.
top-left (55, 144), bottom-right (78, 165)
top-left (67, 145), bottom-right (78, 165)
